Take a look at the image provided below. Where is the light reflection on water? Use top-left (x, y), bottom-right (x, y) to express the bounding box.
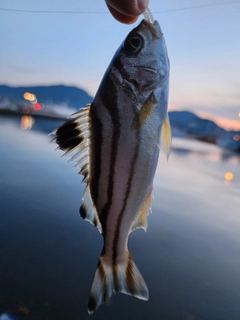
top-left (0, 115), bottom-right (240, 320)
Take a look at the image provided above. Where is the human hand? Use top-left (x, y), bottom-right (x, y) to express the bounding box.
top-left (105, 0), bottom-right (149, 24)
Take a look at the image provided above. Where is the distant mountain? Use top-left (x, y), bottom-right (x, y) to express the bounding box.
top-left (0, 85), bottom-right (93, 109)
top-left (0, 85), bottom-right (239, 152)
top-left (169, 110), bottom-right (240, 152)
top-left (169, 110), bottom-right (227, 138)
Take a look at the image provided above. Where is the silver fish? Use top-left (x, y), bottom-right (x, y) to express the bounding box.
top-left (53, 11), bottom-right (171, 314)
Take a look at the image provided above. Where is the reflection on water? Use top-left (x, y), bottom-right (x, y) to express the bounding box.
top-left (0, 114), bottom-right (240, 320)
top-left (20, 115), bottom-right (35, 130)
top-left (224, 171), bottom-right (234, 183)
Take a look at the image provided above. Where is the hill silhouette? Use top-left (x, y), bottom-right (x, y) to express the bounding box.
top-left (0, 84), bottom-right (93, 109)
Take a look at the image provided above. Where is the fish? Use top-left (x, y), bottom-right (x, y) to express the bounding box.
top-left (52, 10), bottom-right (171, 314)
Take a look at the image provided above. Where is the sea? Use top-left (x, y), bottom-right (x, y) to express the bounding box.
top-left (0, 114), bottom-right (240, 320)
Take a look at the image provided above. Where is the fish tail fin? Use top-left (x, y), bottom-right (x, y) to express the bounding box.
top-left (88, 251), bottom-right (149, 314)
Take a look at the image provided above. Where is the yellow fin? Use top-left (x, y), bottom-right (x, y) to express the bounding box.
top-left (131, 92), bottom-right (157, 130)
top-left (130, 190), bottom-right (153, 233)
top-left (160, 113), bottom-right (172, 159)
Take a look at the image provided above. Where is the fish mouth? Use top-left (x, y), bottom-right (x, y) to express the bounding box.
top-left (142, 19), bottom-right (162, 38)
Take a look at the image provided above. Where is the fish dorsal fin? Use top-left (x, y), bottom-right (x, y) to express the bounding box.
top-left (52, 105), bottom-right (91, 181)
top-left (160, 112), bottom-right (172, 159)
top-left (130, 189), bottom-right (153, 233)
top-left (51, 105), bottom-right (102, 234)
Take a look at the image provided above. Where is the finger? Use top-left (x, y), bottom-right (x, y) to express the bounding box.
top-left (106, 4), bottom-right (138, 24)
top-left (106, 0), bottom-right (149, 18)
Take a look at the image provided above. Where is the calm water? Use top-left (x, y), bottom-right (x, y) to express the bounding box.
top-left (0, 114), bottom-right (240, 320)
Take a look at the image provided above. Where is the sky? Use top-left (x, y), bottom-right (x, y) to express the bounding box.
top-left (0, 0), bottom-right (240, 130)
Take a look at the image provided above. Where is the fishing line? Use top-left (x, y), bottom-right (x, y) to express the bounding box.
top-left (0, 1), bottom-right (240, 14)
top-left (0, 8), bottom-right (108, 14)
top-left (154, 0), bottom-right (240, 13)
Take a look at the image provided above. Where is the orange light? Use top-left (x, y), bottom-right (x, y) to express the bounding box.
top-left (233, 135), bottom-right (240, 141)
top-left (225, 172), bottom-right (233, 181)
top-left (23, 92), bottom-right (37, 103)
top-left (23, 92), bottom-right (31, 100)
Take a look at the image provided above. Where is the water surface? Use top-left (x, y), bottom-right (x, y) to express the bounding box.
top-left (0, 115), bottom-right (240, 320)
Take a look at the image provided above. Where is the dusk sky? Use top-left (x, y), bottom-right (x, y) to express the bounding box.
top-left (0, 0), bottom-right (240, 129)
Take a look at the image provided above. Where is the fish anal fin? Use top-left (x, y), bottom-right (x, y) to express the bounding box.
top-left (130, 189), bottom-right (153, 233)
top-left (79, 186), bottom-right (102, 233)
top-left (160, 112), bottom-right (172, 159)
top-left (88, 251), bottom-right (148, 314)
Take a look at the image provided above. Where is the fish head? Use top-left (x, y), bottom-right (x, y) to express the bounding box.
top-left (112, 19), bottom-right (170, 95)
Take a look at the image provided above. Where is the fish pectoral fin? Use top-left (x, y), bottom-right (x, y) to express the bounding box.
top-left (88, 251), bottom-right (149, 314)
top-left (79, 186), bottom-right (102, 233)
top-left (131, 92), bottom-right (157, 130)
top-left (160, 112), bottom-right (172, 159)
top-left (51, 104), bottom-right (91, 181)
top-left (130, 189), bottom-right (153, 233)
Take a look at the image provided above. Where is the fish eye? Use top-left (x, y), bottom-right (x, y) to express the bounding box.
top-left (124, 35), bottom-right (143, 55)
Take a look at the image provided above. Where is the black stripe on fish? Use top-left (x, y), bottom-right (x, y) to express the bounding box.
top-left (112, 135), bottom-right (140, 265)
top-left (55, 120), bottom-right (83, 152)
top-left (112, 263), bottom-right (119, 292)
top-left (89, 108), bottom-right (103, 206)
top-left (100, 120), bottom-right (121, 234)
top-left (97, 76), bottom-right (121, 233)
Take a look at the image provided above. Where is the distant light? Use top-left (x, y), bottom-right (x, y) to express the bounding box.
top-left (33, 103), bottom-right (41, 111)
top-left (23, 92), bottom-right (37, 103)
top-left (238, 112), bottom-right (240, 117)
top-left (23, 107), bottom-right (30, 114)
top-left (23, 92), bottom-right (31, 100)
top-left (225, 172), bottom-right (233, 181)
top-left (233, 135), bottom-right (240, 141)
top-left (29, 94), bottom-right (37, 102)
top-left (30, 98), bottom-right (38, 104)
